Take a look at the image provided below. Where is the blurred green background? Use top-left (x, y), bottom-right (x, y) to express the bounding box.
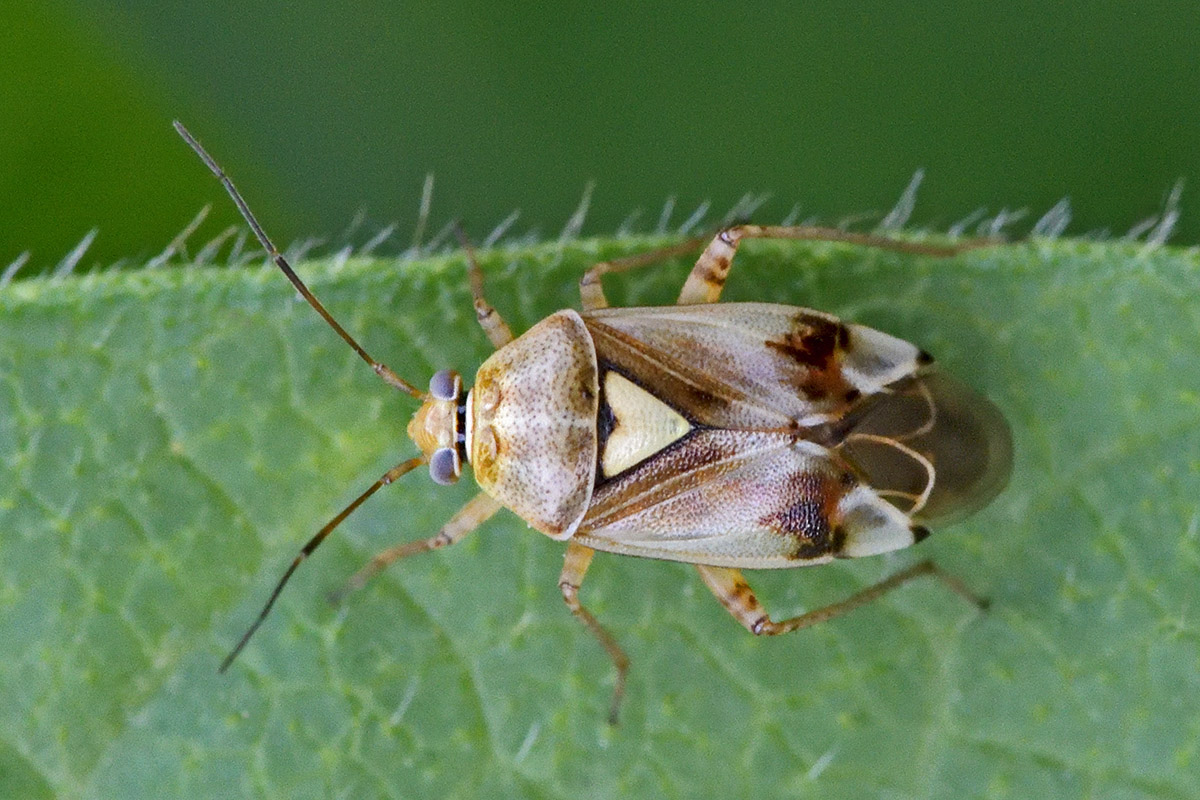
top-left (5, 4), bottom-right (1200, 799)
top-left (3, 0), bottom-right (1199, 273)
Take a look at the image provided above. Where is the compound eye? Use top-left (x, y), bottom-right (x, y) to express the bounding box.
top-left (429, 447), bottom-right (460, 485)
top-left (429, 369), bottom-right (460, 401)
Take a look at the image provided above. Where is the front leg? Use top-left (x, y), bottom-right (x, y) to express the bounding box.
top-left (328, 492), bottom-right (502, 605)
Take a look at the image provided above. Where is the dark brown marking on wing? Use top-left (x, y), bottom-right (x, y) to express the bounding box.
top-left (764, 313), bottom-right (857, 404)
top-left (759, 468), bottom-right (856, 559)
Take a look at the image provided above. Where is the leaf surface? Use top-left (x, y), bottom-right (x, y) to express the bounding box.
top-left (1, 236), bottom-right (1197, 798)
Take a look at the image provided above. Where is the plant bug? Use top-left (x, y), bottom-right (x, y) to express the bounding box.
top-left (175, 121), bottom-right (1012, 723)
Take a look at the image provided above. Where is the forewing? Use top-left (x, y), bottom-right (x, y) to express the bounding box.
top-left (574, 430), bottom-right (922, 569)
top-left (582, 302), bottom-right (924, 429)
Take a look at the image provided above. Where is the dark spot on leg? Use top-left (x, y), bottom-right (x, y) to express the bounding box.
top-left (699, 261), bottom-right (728, 285)
top-left (730, 576), bottom-right (754, 605)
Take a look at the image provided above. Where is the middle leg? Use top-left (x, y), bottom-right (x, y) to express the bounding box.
top-left (559, 541), bottom-right (630, 724)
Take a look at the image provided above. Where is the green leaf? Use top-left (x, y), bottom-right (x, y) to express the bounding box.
top-left (2, 235), bottom-right (1197, 799)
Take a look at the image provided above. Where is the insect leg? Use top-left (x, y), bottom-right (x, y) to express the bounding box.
top-left (578, 236), bottom-right (710, 310)
top-left (559, 541), bottom-right (630, 724)
top-left (677, 224), bottom-right (998, 305)
top-left (694, 560), bottom-right (986, 635)
top-left (328, 491), bottom-right (502, 605)
top-left (455, 229), bottom-right (514, 348)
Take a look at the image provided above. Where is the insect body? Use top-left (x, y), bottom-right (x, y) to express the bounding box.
top-left (175, 122), bottom-right (1012, 723)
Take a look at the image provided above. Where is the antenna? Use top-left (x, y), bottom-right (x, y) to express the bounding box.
top-left (218, 457), bottom-right (426, 672)
top-left (172, 121), bottom-right (425, 400)
top-left (173, 121), bottom-right (432, 669)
